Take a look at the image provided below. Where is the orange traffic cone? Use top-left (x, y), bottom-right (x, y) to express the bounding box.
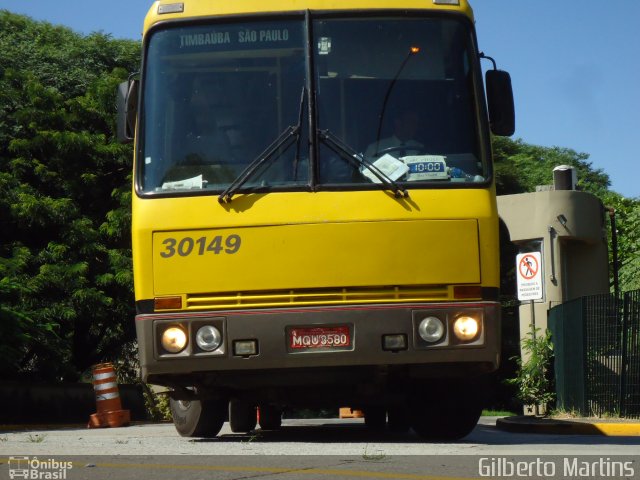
top-left (339, 407), bottom-right (364, 418)
top-left (87, 362), bottom-right (130, 428)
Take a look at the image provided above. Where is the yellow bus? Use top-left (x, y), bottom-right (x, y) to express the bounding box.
top-left (118, 0), bottom-right (514, 439)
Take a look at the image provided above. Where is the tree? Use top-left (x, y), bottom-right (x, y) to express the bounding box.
top-left (602, 193), bottom-right (640, 292)
top-left (493, 136), bottom-right (611, 196)
top-left (0, 11), bottom-right (140, 380)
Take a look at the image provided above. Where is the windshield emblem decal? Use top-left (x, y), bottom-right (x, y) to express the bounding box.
top-left (317, 37), bottom-right (332, 55)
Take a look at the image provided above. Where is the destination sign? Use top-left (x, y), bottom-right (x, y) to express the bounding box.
top-left (179, 28), bottom-right (291, 48)
top-left (160, 21), bottom-right (303, 53)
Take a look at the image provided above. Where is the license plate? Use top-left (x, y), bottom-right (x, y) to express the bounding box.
top-left (288, 325), bottom-right (351, 350)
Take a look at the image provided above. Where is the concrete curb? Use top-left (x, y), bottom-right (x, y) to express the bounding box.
top-left (496, 416), bottom-right (640, 436)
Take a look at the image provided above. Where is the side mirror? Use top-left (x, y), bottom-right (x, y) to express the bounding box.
top-left (485, 70), bottom-right (515, 137)
top-left (117, 78), bottom-right (139, 144)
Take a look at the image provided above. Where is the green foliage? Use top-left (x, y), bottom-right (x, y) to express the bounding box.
top-left (493, 136), bottom-right (611, 197)
top-left (0, 11), bottom-right (140, 380)
top-left (0, 11), bottom-right (139, 99)
top-left (506, 326), bottom-right (556, 412)
top-left (142, 385), bottom-right (173, 422)
top-left (602, 193), bottom-right (640, 291)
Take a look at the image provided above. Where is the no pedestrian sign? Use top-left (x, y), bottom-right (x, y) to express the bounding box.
top-left (516, 252), bottom-right (543, 301)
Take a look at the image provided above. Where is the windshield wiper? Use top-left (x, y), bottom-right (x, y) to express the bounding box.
top-left (219, 88), bottom-right (306, 204)
top-left (317, 129), bottom-right (409, 198)
top-left (218, 126), bottom-right (298, 203)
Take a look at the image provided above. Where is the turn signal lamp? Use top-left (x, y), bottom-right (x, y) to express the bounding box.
top-left (154, 296), bottom-right (182, 310)
top-left (453, 285), bottom-right (482, 299)
top-left (161, 326), bottom-right (187, 353)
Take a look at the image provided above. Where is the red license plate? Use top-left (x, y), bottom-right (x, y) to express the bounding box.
top-left (289, 326), bottom-right (351, 350)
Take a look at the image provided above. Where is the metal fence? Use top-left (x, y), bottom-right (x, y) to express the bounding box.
top-left (549, 289), bottom-right (640, 418)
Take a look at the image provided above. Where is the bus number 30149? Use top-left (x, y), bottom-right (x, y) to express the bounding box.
top-left (160, 234), bottom-right (241, 258)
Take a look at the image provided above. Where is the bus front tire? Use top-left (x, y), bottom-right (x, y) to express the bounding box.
top-left (258, 405), bottom-right (282, 430)
top-left (387, 407), bottom-right (411, 433)
top-left (170, 398), bottom-right (226, 438)
top-left (363, 407), bottom-right (387, 431)
top-left (229, 400), bottom-right (257, 433)
top-left (409, 396), bottom-right (482, 440)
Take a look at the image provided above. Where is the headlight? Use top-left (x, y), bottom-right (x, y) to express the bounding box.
top-left (196, 325), bottom-right (222, 352)
top-left (418, 316), bottom-right (445, 343)
top-left (453, 316), bottom-right (479, 341)
top-left (161, 326), bottom-right (187, 353)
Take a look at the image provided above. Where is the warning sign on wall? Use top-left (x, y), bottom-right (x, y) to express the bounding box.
top-left (516, 252), bottom-right (543, 301)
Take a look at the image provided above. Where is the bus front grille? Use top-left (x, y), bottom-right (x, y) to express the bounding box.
top-left (184, 285), bottom-right (451, 310)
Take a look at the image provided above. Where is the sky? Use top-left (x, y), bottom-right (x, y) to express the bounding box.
top-left (0, 0), bottom-right (638, 199)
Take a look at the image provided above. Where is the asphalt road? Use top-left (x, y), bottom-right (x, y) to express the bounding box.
top-left (2, 418), bottom-right (640, 479)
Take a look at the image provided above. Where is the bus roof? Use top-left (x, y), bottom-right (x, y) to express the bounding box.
top-left (144, 0), bottom-right (474, 35)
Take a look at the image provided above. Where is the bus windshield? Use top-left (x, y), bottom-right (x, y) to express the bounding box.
top-left (139, 16), bottom-right (486, 195)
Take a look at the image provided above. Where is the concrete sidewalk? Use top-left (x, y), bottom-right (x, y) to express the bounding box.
top-left (496, 415), bottom-right (640, 436)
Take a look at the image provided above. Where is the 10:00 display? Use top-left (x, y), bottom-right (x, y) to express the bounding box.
top-left (160, 234), bottom-right (241, 258)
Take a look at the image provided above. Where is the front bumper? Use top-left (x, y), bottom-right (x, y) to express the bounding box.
top-left (137, 302), bottom-right (500, 386)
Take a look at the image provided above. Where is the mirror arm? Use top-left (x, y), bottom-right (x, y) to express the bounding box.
top-left (479, 52), bottom-right (497, 70)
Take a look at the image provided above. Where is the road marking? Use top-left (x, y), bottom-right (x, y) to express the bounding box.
top-left (49, 461), bottom-right (477, 480)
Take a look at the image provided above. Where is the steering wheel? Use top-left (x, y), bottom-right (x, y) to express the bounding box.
top-left (373, 145), bottom-right (423, 157)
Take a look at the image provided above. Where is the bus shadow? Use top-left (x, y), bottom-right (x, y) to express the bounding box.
top-left (189, 420), bottom-right (640, 447)
top-left (195, 421), bottom-right (425, 444)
